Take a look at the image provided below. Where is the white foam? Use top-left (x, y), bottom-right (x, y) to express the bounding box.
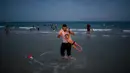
top-left (10, 26), bottom-right (15, 29)
top-left (76, 29), bottom-right (86, 31)
top-left (93, 29), bottom-right (112, 31)
top-left (0, 26), bottom-right (4, 28)
top-left (73, 32), bottom-right (79, 34)
top-left (70, 29), bottom-right (112, 32)
top-left (123, 30), bottom-right (130, 33)
top-left (39, 31), bottom-right (53, 33)
top-left (19, 27), bottom-right (36, 30)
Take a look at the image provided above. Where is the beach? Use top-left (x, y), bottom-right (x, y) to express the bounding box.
top-left (1, 28), bottom-right (130, 73)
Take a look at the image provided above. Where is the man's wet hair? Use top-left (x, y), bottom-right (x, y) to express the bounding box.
top-left (62, 24), bottom-right (67, 27)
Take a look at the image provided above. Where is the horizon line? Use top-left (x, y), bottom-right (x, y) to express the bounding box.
top-left (1, 21), bottom-right (130, 23)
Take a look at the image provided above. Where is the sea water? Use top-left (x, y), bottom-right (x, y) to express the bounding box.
top-left (0, 21), bottom-right (130, 36)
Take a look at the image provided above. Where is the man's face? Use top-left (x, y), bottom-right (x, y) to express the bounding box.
top-left (62, 27), bottom-right (67, 31)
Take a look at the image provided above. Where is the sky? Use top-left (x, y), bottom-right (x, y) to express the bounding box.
top-left (0, 0), bottom-right (4, 22)
top-left (1, 0), bottom-right (130, 22)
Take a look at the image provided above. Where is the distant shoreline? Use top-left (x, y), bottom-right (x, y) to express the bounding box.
top-left (0, 21), bottom-right (130, 23)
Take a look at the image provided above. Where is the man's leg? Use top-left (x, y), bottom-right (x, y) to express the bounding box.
top-left (67, 43), bottom-right (72, 56)
top-left (67, 43), bottom-right (76, 60)
top-left (60, 43), bottom-right (66, 57)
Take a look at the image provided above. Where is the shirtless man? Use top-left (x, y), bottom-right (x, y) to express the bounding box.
top-left (57, 24), bottom-right (75, 59)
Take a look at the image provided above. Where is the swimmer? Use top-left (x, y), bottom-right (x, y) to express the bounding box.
top-left (36, 26), bottom-right (40, 31)
top-left (65, 34), bottom-right (82, 52)
top-left (51, 24), bottom-right (54, 30)
top-left (86, 24), bottom-right (91, 34)
top-left (54, 24), bottom-right (58, 30)
top-left (5, 25), bottom-right (10, 35)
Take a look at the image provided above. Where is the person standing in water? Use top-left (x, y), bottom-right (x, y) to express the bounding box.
top-left (54, 24), bottom-right (58, 31)
top-left (36, 26), bottom-right (40, 31)
top-left (5, 25), bottom-right (10, 35)
top-left (57, 24), bottom-right (75, 59)
top-left (86, 24), bottom-right (92, 34)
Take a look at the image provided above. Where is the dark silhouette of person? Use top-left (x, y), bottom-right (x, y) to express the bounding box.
top-left (37, 26), bottom-right (40, 31)
top-left (5, 25), bottom-right (10, 35)
top-left (87, 24), bottom-right (91, 34)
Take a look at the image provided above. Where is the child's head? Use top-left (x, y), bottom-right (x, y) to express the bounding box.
top-left (65, 34), bottom-right (69, 39)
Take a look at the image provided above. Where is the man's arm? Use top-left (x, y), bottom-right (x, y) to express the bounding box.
top-left (57, 31), bottom-right (62, 38)
top-left (69, 30), bottom-right (75, 35)
top-left (57, 34), bottom-right (61, 38)
top-left (68, 28), bottom-right (75, 35)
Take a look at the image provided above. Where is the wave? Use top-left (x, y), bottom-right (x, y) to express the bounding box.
top-left (39, 31), bottom-right (53, 33)
top-left (1, 26), bottom-right (130, 34)
top-left (17, 27), bottom-right (112, 31)
top-left (13, 31), bottom-right (130, 38)
top-left (70, 29), bottom-right (112, 31)
top-left (19, 27), bottom-right (36, 30)
top-left (0, 26), bottom-right (4, 28)
top-left (123, 30), bottom-right (130, 33)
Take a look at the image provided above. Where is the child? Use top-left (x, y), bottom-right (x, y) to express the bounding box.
top-left (65, 34), bottom-right (82, 52)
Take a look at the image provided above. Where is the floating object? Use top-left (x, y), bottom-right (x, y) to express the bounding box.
top-left (27, 54), bottom-right (33, 60)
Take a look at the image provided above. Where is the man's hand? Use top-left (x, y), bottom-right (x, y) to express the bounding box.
top-left (57, 34), bottom-right (61, 38)
top-left (68, 28), bottom-right (75, 35)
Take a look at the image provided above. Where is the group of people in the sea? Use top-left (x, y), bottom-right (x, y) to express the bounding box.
top-left (4, 24), bottom-right (92, 35)
top-left (29, 24), bottom-right (58, 31)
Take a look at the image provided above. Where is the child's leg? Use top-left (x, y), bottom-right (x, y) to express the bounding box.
top-left (74, 42), bottom-right (82, 52)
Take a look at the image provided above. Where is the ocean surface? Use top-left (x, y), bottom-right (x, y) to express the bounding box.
top-left (1, 21), bottom-right (130, 32)
top-left (1, 21), bottom-right (130, 73)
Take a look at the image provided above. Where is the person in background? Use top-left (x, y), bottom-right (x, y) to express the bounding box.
top-left (86, 24), bottom-right (92, 34)
top-left (37, 26), bottom-right (40, 31)
top-left (54, 24), bottom-right (58, 30)
top-left (50, 24), bottom-right (54, 30)
top-left (5, 25), bottom-right (10, 35)
top-left (30, 25), bottom-right (35, 31)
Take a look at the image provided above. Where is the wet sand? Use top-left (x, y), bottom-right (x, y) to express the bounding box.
top-left (1, 31), bottom-right (130, 73)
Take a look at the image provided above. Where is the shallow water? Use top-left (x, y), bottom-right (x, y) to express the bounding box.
top-left (1, 30), bottom-right (130, 73)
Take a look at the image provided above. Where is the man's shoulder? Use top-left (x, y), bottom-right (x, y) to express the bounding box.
top-left (58, 29), bottom-right (63, 35)
top-left (59, 29), bottom-right (63, 32)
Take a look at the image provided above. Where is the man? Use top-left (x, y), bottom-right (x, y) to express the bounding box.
top-left (86, 24), bottom-right (91, 34)
top-left (57, 24), bottom-right (74, 59)
top-left (5, 25), bottom-right (10, 35)
top-left (36, 26), bottom-right (40, 31)
top-left (54, 24), bottom-right (58, 30)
